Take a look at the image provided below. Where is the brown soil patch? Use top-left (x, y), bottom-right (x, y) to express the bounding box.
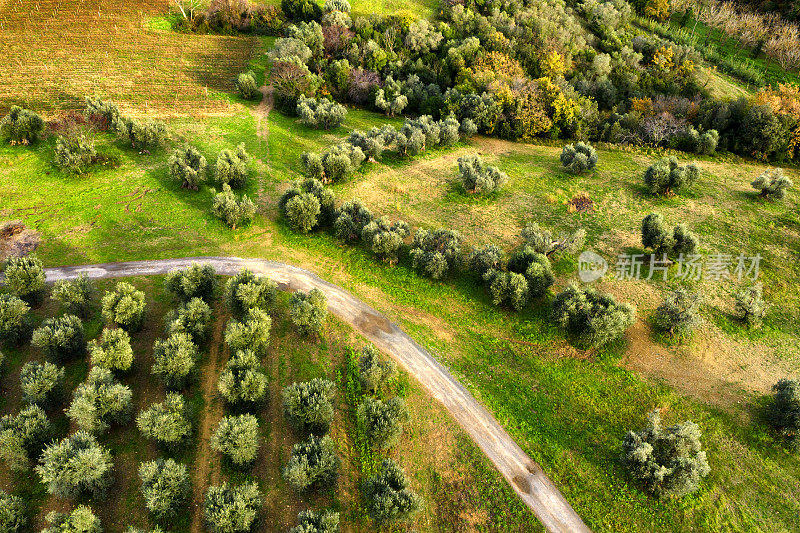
top-left (0, 219), bottom-right (40, 259)
top-left (567, 193), bottom-right (594, 213)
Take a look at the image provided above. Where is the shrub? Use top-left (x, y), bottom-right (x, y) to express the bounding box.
top-left (165, 263), bottom-right (216, 302)
top-left (152, 332), bottom-right (198, 389)
top-left (215, 143), bottom-right (250, 188)
top-left (348, 129), bottom-right (385, 160)
top-left (751, 168), bottom-right (793, 200)
top-left (218, 349), bottom-right (268, 408)
top-left (114, 116), bottom-right (168, 150)
top-left (279, 178), bottom-right (336, 232)
top-left (363, 458), bottom-right (422, 525)
top-left (36, 431), bottom-right (113, 499)
top-left (236, 70), bottom-right (260, 100)
top-left (85, 97), bottom-right (120, 130)
top-left (734, 282), bottom-right (767, 325)
top-left (297, 95), bottom-right (347, 129)
top-left (520, 223), bottom-right (586, 257)
top-left (139, 458), bottom-right (191, 520)
top-left (321, 142), bottom-right (365, 182)
top-left (697, 129), bottom-right (719, 155)
top-left (361, 217), bottom-right (410, 263)
top-left (375, 88), bottom-right (408, 117)
top-left (211, 414), bottom-right (260, 468)
top-left (0, 489), bottom-right (26, 532)
top-left (67, 367), bottom-right (133, 434)
top-left (333, 198), bottom-right (373, 242)
top-left (166, 297), bottom-right (213, 345)
top-left (137, 393), bottom-right (192, 449)
top-left (31, 314), bottom-right (85, 362)
top-left (20, 361), bottom-right (65, 408)
top-left (89, 327), bottom-right (134, 373)
top-left (283, 378), bottom-right (336, 434)
top-left (654, 288), bottom-right (702, 337)
top-left (483, 270), bottom-right (529, 311)
top-left (358, 345), bottom-right (396, 393)
top-left (226, 269), bottom-right (277, 316)
top-left (643, 157), bottom-right (700, 195)
top-left (224, 308), bottom-right (272, 355)
top-left (54, 132), bottom-right (98, 173)
top-left (204, 482), bottom-right (262, 533)
top-left (283, 434), bottom-right (340, 491)
top-left (641, 213), bottom-right (698, 257)
top-left (102, 282), bottom-right (146, 331)
top-left (0, 405), bottom-right (53, 471)
top-left (169, 146), bottom-right (208, 190)
top-left (769, 379), bottom-right (800, 445)
top-left (409, 228), bottom-right (462, 279)
top-left (551, 285), bottom-right (636, 346)
top-left (358, 397), bottom-right (408, 449)
top-left (560, 142), bottom-right (598, 173)
top-left (622, 409), bottom-right (710, 497)
top-left (0, 294), bottom-right (30, 345)
top-left (290, 288), bottom-right (328, 336)
top-left (468, 244), bottom-right (504, 277)
top-left (507, 246), bottom-right (555, 297)
top-left (3, 254), bottom-right (46, 301)
top-left (41, 506), bottom-right (102, 533)
top-left (211, 184), bottom-right (257, 229)
top-left (300, 151), bottom-right (323, 179)
top-left (289, 509), bottom-right (340, 533)
top-left (0, 106), bottom-right (44, 144)
top-left (52, 274), bottom-right (93, 316)
top-left (282, 0), bottom-right (322, 21)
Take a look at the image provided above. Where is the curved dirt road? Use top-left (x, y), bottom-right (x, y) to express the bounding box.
top-left (42, 257), bottom-right (591, 533)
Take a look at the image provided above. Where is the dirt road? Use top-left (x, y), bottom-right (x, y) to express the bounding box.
top-left (41, 257), bottom-right (591, 533)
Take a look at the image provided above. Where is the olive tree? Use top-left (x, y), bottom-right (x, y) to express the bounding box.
top-left (409, 228), bottom-right (462, 280)
top-left (211, 414), bottom-right (260, 468)
top-left (169, 146), bottom-right (208, 190)
top-left (36, 431), bottom-right (113, 499)
top-left (218, 350), bottom-right (269, 409)
top-left (215, 143), bottom-right (250, 188)
top-left (333, 198), bottom-right (374, 242)
top-left (31, 314), bottom-right (85, 362)
top-left (0, 294), bottom-right (31, 345)
top-left (225, 308), bottom-right (272, 356)
top-left (54, 132), bottom-right (97, 174)
top-left (358, 345), bottom-right (396, 393)
top-left (279, 178), bottom-right (336, 233)
top-left (641, 213), bottom-right (698, 257)
top-left (89, 327), bottom-right (134, 373)
top-left (363, 458), bottom-right (422, 525)
top-left (113, 116), bottom-right (168, 149)
top-left (358, 397), bottom-right (408, 449)
top-left (507, 246), bottom-right (555, 298)
top-left (41, 506), bottom-right (102, 533)
top-left (0, 489), bottom-right (26, 532)
top-left (290, 288), bottom-right (328, 336)
top-left (204, 482), bottom-right (262, 533)
top-left (137, 393), bottom-right (192, 449)
top-left (0, 405), bottom-right (53, 471)
top-left (320, 142), bottom-right (365, 182)
top-left (734, 282), bottom-right (767, 325)
top-left (483, 270), bottom-right (529, 311)
top-left (20, 361), bottom-right (65, 408)
top-left (752, 168), bottom-right (793, 200)
top-left (166, 297), bottom-right (213, 345)
top-left (297, 96), bottom-right (347, 130)
top-left (458, 155), bottom-right (508, 194)
top-left (151, 332), bottom-right (198, 389)
top-left (283, 435), bottom-right (340, 492)
top-left (236, 70), bottom-right (260, 100)
top-left (560, 142), bottom-right (598, 173)
top-left (551, 285), bottom-right (636, 347)
top-left (282, 378), bottom-right (336, 435)
top-left (0, 106), bottom-right (44, 144)
top-left (52, 274), bottom-right (94, 317)
top-left (139, 458), bottom-right (191, 519)
top-left (622, 409), bottom-right (710, 497)
top-left (3, 255), bottom-right (46, 302)
top-left (361, 217), bottom-right (410, 263)
top-left (211, 184), bottom-right (256, 229)
top-left (468, 244), bottom-right (504, 278)
top-left (289, 509), bottom-right (340, 533)
top-left (101, 282), bottom-right (146, 331)
top-left (643, 157), bottom-right (700, 195)
top-left (282, 192), bottom-right (320, 234)
top-left (226, 269), bottom-right (278, 317)
top-left (769, 379), bottom-right (800, 445)
top-left (67, 367), bottom-right (133, 434)
top-left (520, 223), bottom-right (585, 258)
top-left (654, 288), bottom-right (702, 337)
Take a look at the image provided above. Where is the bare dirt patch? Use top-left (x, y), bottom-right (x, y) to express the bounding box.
top-left (0, 219), bottom-right (40, 259)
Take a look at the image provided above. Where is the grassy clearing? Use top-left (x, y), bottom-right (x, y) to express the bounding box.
top-left (0, 0), bottom-right (257, 117)
top-left (0, 276), bottom-right (532, 532)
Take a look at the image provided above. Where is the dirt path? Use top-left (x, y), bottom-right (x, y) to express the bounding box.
top-left (39, 257), bottom-right (592, 533)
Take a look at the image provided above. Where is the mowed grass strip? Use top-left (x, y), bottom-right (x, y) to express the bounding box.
top-left (0, 0), bottom-right (256, 117)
